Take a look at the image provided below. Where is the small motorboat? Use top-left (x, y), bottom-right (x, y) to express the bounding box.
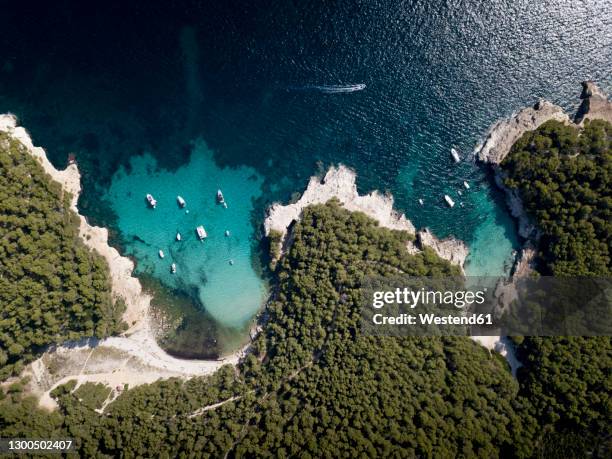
top-left (225, 230), bottom-right (230, 237)
top-left (176, 232), bottom-right (181, 241)
top-left (196, 225), bottom-right (207, 240)
top-left (457, 190), bottom-right (463, 196)
top-left (444, 195), bottom-right (455, 208)
top-left (216, 189), bottom-right (225, 204)
top-left (229, 259), bottom-right (234, 265)
top-left (463, 181), bottom-right (470, 190)
top-left (158, 250), bottom-right (165, 259)
top-left (146, 194), bottom-right (157, 208)
top-left (451, 148), bottom-right (461, 163)
top-left (418, 198), bottom-right (424, 206)
top-left (177, 195), bottom-right (186, 208)
top-left (171, 263), bottom-right (176, 274)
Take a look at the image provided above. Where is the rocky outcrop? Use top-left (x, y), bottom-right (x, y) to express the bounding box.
top-left (474, 97), bottom-right (572, 269)
top-left (264, 165), bottom-right (468, 271)
top-left (476, 100), bottom-right (570, 165)
top-left (476, 82), bottom-right (611, 280)
top-left (414, 228), bottom-right (469, 270)
top-left (264, 165), bottom-right (415, 238)
top-left (575, 80), bottom-right (612, 125)
top-left (493, 172), bottom-right (539, 241)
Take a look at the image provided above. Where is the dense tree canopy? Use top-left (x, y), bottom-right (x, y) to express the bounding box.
top-left (502, 119), bottom-right (612, 456)
top-left (501, 119), bottom-right (611, 276)
top-left (0, 115), bottom-right (610, 456)
top-left (0, 133), bottom-right (125, 379)
top-left (1, 202), bottom-right (541, 457)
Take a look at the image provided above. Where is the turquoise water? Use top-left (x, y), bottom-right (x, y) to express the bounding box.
top-left (105, 140), bottom-right (266, 328)
top-left (1, 0), bottom-right (609, 357)
top-left (393, 151), bottom-right (517, 277)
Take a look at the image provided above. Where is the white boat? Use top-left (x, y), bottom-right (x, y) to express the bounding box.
top-left (418, 199), bottom-right (424, 206)
top-left (451, 148), bottom-right (461, 163)
top-left (225, 230), bottom-right (230, 237)
top-left (463, 181), bottom-right (470, 189)
top-left (229, 259), bottom-right (234, 265)
top-left (158, 250), bottom-right (165, 259)
top-left (146, 194), bottom-right (157, 208)
top-left (457, 190), bottom-right (463, 196)
top-left (196, 225), bottom-right (207, 240)
top-left (444, 195), bottom-right (455, 208)
top-left (177, 195), bottom-right (186, 208)
top-left (216, 189), bottom-right (225, 204)
top-left (304, 84), bottom-right (366, 94)
top-left (171, 263), bottom-right (176, 274)
top-left (176, 232), bottom-right (181, 241)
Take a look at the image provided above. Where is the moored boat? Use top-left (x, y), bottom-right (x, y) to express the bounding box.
top-left (177, 195), bottom-right (186, 208)
top-left (225, 230), bottom-right (230, 237)
top-left (444, 195), bottom-right (455, 208)
top-left (146, 194), bottom-right (157, 208)
top-left (418, 198), bottom-right (424, 206)
top-left (196, 225), bottom-right (207, 240)
top-left (216, 189), bottom-right (225, 204)
top-left (451, 148), bottom-right (461, 163)
top-left (176, 232), bottom-right (181, 241)
top-left (463, 181), bottom-right (470, 189)
top-left (159, 250), bottom-right (165, 258)
top-left (171, 263), bottom-right (176, 274)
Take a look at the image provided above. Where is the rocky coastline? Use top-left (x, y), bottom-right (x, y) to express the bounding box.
top-left (264, 165), bottom-right (469, 271)
top-left (475, 81), bottom-right (612, 278)
top-left (0, 114), bottom-right (245, 409)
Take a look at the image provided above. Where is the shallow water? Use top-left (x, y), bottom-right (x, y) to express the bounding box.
top-left (106, 141), bottom-right (266, 329)
top-left (0, 0), bottom-right (610, 356)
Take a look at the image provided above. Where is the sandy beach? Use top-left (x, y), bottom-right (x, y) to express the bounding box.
top-left (0, 113), bottom-right (245, 409)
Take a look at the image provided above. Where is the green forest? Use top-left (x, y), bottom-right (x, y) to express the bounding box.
top-left (0, 132), bottom-right (125, 379)
top-left (0, 118), bottom-right (610, 457)
top-left (2, 201), bottom-right (539, 457)
top-left (501, 119), bottom-right (612, 455)
top-left (501, 119), bottom-right (611, 276)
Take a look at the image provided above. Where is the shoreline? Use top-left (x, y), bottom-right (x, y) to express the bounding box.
top-left (8, 78), bottom-right (599, 403)
top-left (475, 81), bottom-right (612, 279)
top-left (0, 114), bottom-right (247, 409)
top-left (262, 165), bottom-right (518, 363)
top-left (472, 81), bottom-right (611, 372)
top-left (264, 165), bottom-right (469, 271)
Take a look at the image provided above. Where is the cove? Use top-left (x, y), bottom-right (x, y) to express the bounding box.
top-left (105, 139), bottom-right (266, 330)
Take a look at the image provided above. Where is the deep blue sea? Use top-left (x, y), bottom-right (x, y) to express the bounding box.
top-left (1, 0), bottom-right (610, 357)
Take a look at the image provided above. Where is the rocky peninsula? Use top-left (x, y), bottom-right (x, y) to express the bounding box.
top-left (476, 81), bottom-right (612, 278)
top-left (264, 165), bottom-right (469, 271)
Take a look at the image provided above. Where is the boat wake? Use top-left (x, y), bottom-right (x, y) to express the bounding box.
top-left (289, 83), bottom-right (366, 94)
